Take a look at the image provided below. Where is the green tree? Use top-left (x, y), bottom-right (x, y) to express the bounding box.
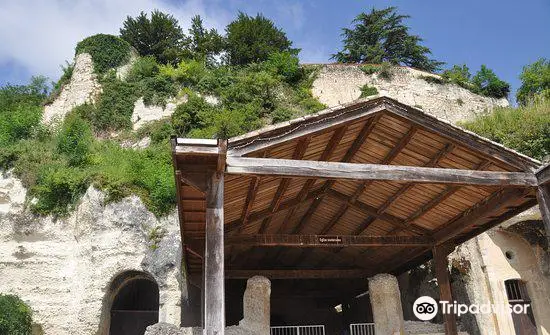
top-left (188, 15), bottom-right (225, 64)
top-left (517, 58), bottom-right (550, 105)
top-left (332, 7), bottom-right (443, 72)
top-left (471, 65), bottom-right (510, 99)
top-left (441, 64), bottom-right (472, 89)
top-left (0, 294), bottom-right (33, 335)
top-left (225, 12), bottom-right (296, 65)
top-left (120, 10), bottom-right (188, 64)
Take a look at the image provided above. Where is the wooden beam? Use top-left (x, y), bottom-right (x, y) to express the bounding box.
top-left (226, 234), bottom-right (434, 247)
top-left (216, 139), bottom-right (227, 174)
top-left (204, 169), bottom-right (225, 335)
top-left (433, 188), bottom-right (530, 243)
top-left (226, 157), bottom-right (537, 187)
top-left (537, 163), bottom-right (550, 185)
top-left (226, 269), bottom-right (372, 279)
top-left (433, 243), bottom-right (458, 335)
top-left (536, 184), bottom-right (550, 247)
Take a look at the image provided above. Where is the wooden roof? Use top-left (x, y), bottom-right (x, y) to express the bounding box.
top-left (172, 97), bottom-right (541, 283)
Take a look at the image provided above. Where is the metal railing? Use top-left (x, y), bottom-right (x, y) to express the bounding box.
top-left (270, 325), bottom-right (325, 335)
top-left (350, 323), bottom-right (375, 335)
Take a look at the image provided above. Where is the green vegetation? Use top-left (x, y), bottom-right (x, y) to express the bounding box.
top-left (5, 7), bottom-right (545, 220)
top-left (471, 65), bottom-right (510, 99)
top-left (0, 78), bottom-right (176, 217)
top-left (461, 99), bottom-right (550, 161)
top-left (418, 64), bottom-right (511, 99)
top-left (0, 10), bottom-right (325, 217)
top-left (359, 84), bottom-right (378, 98)
top-left (0, 294), bottom-right (32, 335)
top-left (332, 7), bottom-right (443, 72)
top-left (359, 62), bottom-right (394, 79)
top-left (517, 58), bottom-right (550, 105)
top-left (225, 12), bottom-right (296, 66)
top-left (75, 34), bottom-right (131, 74)
top-left (120, 10), bottom-right (185, 65)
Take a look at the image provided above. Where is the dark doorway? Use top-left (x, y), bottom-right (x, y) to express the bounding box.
top-left (505, 279), bottom-right (537, 335)
top-left (110, 277), bottom-right (159, 335)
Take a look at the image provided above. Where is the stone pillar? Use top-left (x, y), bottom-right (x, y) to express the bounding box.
top-left (368, 273), bottom-right (405, 335)
top-left (239, 276), bottom-right (271, 334)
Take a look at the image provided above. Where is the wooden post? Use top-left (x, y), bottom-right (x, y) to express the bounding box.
top-left (433, 243), bottom-right (458, 335)
top-left (204, 140), bottom-right (226, 335)
top-left (537, 184), bottom-right (550, 250)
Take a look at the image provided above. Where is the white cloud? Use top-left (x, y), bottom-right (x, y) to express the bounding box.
top-left (0, 0), bottom-right (232, 81)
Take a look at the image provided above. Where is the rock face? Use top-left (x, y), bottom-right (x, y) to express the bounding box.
top-left (132, 96), bottom-right (187, 130)
top-left (42, 53), bottom-right (101, 125)
top-left (0, 173), bottom-right (183, 335)
top-left (312, 64), bottom-right (509, 124)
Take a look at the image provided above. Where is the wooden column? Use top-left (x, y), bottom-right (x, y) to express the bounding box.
top-left (204, 140), bottom-right (226, 335)
top-left (433, 243), bottom-right (458, 335)
top-left (537, 184), bottom-right (550, 248)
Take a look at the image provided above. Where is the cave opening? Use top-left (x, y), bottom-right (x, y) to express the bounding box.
top-left (109, 275), bottom-right (159, 335)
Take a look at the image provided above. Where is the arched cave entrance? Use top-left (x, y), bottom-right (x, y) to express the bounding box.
top-left (108, 271), bottom-right (159, 335)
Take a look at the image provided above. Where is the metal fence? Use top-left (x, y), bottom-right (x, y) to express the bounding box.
top-left (350, 323), bottom-right (375, 335)
top-left (270, 325), bottom-right (325, 335)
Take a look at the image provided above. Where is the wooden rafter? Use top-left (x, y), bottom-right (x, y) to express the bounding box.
top-left (318, 126), bottom-right (418, 235)
top-left (285, 117), bottom-right (380, 268)
top-left (258, 137), bottom-right (311, 234)
top-left (387, 161), bottom-right (493, 235)
top-left (434, 188), bottom-right (531, 243)
top-left (327, 189), bottom-right (430, 235)
top-left (276, 125), bottom-right (348, 234)
top-left (316, 143), bottom-right (457, 268)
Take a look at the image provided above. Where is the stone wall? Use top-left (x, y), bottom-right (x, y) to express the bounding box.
top-left (451, 230), bottom-right (550, 335)
top-left (311, 64), bottom-right (509, 124)
top-left (42, 53), bottom-right (101, 125)
top-left (0, 172), bottom-right (183, 334)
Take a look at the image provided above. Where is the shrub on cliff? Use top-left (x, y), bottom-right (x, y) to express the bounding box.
top-left (461, 98), bottom-right (550, 161)
top-left (76, 34), bottom-right (131, 74)
top-left (517, 58), bottom-right (550, 105)
top-left (0, 294), bottom-right (32, 335)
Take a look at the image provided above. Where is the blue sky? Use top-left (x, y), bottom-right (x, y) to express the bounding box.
top-left (1, 0), bottom-right (549, 102)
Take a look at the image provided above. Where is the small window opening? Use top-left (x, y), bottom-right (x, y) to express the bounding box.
top-left (505, 251), bottom-right (514, 260)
